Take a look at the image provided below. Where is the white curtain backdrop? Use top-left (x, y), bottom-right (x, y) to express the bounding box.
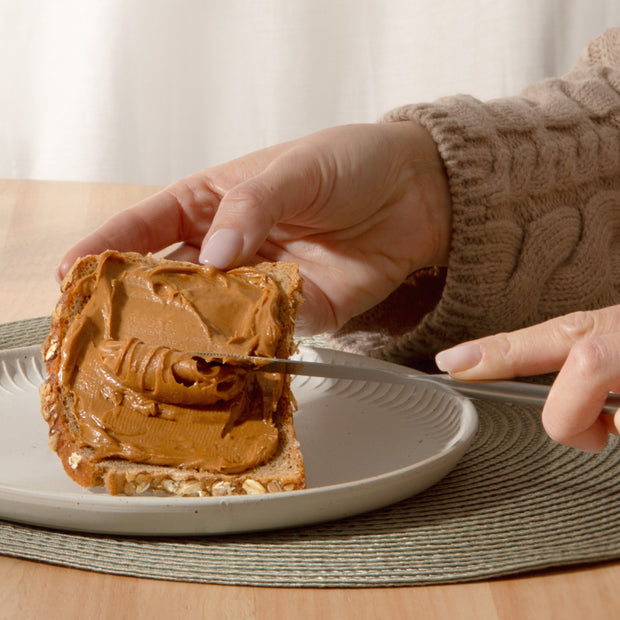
top-left (1, 0), bottom-right (619, 185)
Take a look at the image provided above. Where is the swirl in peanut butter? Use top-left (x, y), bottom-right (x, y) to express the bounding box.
top-left (59, 252), bottom-right (285, 473)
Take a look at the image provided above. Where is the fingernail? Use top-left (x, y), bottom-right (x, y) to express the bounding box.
top-left (199, 229), bottom-right (244, 269)
top-left (435, 343), bottom-right (482, 373)
top-left (56, 260), bottom-right (72, 283)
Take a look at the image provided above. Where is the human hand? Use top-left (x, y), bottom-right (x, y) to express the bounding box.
top-left (435, 307), bottom-right (620, 452)
top-left (59, 122), bottom-right (451, 334)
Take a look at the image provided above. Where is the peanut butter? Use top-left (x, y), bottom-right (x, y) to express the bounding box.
top-left (58, 251), bottom-right (285, 473)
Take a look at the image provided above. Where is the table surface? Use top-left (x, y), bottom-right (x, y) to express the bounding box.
top-left (1, 178), bottom-right (619, 620)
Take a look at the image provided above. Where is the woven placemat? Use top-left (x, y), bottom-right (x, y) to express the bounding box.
top-left (1, 316), bottom-right (620, 587)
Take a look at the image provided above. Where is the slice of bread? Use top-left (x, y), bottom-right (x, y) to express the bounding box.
top-left (40, 250), bottom-right (305, 496)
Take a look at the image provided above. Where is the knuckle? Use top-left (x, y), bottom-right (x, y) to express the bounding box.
top-left (557, 310), bottom-right (598, 342)
top-left (235, 186), bottom-right (279, 228)
top-left (567, 335), bottom-right (610, 378)
top-left (226, 183), bottom-right (265, 208)
top-left (281, 145), bottom-right (332, 206)
top-left (165, 176), bottom-right (220, 217)
top-left (484, 332), bottom-right (521, 374)
top-left (164, 178), bottom-right (203, 210)
top-left (493, 332), bottom-right (514, 358)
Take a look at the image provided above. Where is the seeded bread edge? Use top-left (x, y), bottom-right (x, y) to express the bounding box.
top-left (39, 251), bottom-right (305, 497)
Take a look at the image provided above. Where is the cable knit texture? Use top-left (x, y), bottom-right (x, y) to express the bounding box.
top-left (326, 28), bottom-right (620, 368)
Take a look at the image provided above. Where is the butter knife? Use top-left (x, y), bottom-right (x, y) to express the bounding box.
top-left (208, 354), bottom-right (620, 414)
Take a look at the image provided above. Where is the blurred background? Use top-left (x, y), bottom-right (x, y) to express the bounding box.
top-left (1, 0), bottom-right (619, 186)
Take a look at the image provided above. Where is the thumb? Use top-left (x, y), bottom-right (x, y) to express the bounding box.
top-left (198, 182), bottom-right (277, 269)
top-left (198, 151), bottom-right (320, 269)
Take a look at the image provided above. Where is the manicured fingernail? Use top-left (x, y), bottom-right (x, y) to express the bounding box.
top-left (435, 343), bottom-right (482, 373)
top-left (199, 229), bottom-right (244, 269)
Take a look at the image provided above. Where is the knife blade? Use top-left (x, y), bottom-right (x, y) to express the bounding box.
top-left (203, 354), bottom-right (620, 414)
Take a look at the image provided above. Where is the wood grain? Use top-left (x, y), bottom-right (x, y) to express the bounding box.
top-left (2, 555), bottom-right (619, 620)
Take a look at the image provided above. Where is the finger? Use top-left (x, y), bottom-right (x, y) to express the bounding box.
top-left (198, 147), bottom-right (323, 269)
top-left (163, 243), bottom-right (201, 263)
top-left (435, 308), bottom-right (620, 380)
top-left (58, 175), bottom-right (221, 279)
top-left (603, 410), bottom-right (620, 437)
top-left (292, 277), bottom-right (339, 336)
top-left (542, 332), bottom-right (620, 451)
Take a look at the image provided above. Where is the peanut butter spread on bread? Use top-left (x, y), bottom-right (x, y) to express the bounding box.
top-left (58, 251), bottom-right (286, 473)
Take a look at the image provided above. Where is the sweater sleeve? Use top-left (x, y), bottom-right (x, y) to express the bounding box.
top-left (325, 28), bottom-right (620, 369)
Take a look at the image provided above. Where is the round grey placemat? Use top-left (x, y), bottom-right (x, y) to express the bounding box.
top-left (1, 316), bottom-right (620, 587)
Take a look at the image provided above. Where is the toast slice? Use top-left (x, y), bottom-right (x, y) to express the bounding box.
top-left (40, 250), bottom-right (305, 496)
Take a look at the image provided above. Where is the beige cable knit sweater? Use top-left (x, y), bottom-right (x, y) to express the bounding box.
top-left (328, 28), bottom-right (620, 371)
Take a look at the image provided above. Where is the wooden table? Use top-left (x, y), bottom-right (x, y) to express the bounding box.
top-left (1, 179), bottom-right (619, 620)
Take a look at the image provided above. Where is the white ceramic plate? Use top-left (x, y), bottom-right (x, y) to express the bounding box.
top-left (0, 344), bottom-right (477, 536)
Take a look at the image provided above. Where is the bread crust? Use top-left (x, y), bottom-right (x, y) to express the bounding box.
top-left (40, 251), bottom-right (305, 496)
